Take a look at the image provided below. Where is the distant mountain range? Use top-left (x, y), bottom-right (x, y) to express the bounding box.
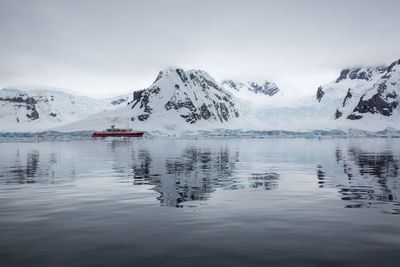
top-left (222, 80), bottom-right (279, 96)
top-left (1, 58), bottom-right (400, 133)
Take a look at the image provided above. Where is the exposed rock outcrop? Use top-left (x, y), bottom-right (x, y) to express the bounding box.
top-left (316, 86), bottom-right (325, 102)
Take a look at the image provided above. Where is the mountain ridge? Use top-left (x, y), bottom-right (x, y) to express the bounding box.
top-left (2, 59), bottom-right (400, 133)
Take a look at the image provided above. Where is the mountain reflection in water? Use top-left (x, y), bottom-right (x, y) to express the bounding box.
top-left (132, 147), bottom-right (241, 207)
top-left (1, 139), bottom-right (399, 212)
top-left (317, 146), bottom-right (400, 213)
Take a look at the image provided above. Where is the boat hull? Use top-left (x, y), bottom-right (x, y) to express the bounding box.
top-left (92, 132), bottom-right (144, 137)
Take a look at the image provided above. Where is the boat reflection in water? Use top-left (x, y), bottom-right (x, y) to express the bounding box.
top-left (92, 125), bottom-right (144, 137)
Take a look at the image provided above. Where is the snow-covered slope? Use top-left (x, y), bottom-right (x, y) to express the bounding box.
top-left (0, 86), bottom-right (131, 132)
top-left (55, 68), bottom-right (240, 132)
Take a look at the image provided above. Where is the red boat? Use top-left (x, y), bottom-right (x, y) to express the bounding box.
top-left (92, 126), bottom-right (144, 137)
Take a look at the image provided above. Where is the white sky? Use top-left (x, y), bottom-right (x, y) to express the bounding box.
top-left (0, 0), bottom-right (399, 97)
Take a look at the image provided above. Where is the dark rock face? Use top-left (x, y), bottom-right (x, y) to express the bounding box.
top-left (216, 103), bottom-right (228, 121)
top-left (352, 93), bottom-right (398, 116)
top-left (335, 69), bottom-right (351, 83)
top-left (200, 103), bottom-right (211, 119)
top-left (190, 72), bottom-right (221, 92)
top-left (26, 97), bottom-right (37, 105)
top-left (0, 95), bottom-right (38, 105)
top-left (345, 74), bottom-right (398, 119)
top-left (342, 89), bottom-right (352, 107)
top-left (347, 114), bottom-right (363, 120)
top-left (131, 87), bottom-right (160, 121)
top-left (133, 90), bottom-right (144, 104)
top-left (0, 94), bottom-right (41, 121)
top-left (335, 109), bottom-right (342, 119)
top-left (165, 98), bottom-right (196, 112)
top-left (316, 86), bottom-right (325, 102)
top-left (335, 67), bottom-right (386, 83)
top-left (138, 114), bottom-right (150, 121)
top-left (164, 92), bottom-right (235, 123)
top-left (181, 113), bottom-right (200, 124)
top-left (349, 68), bottom-right (368, 80)
top-left (111, 98), bottom-right (128, 106)
top-left (26, 108), bottom-right (39, 120)
top-left (176, 69), bottom-right (188, 83)
top-left (165, 97), bottom-right (201, 124)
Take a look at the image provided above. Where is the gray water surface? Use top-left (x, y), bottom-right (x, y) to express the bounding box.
top-left (1, 138), bottom-right (400, 266)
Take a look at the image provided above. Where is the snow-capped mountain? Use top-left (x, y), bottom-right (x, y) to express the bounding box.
top-left (55, 68), bottom-right (240, 132)
top-left (131, 68), bottom-right (239, 124)
top-left (0, 86), bottom-right (131, 132)
top-left (316, 59), bottom-right (400, 122)
top-left (222, 80), bottom-right (280, 96)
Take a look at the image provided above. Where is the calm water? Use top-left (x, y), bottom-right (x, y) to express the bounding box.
top-left (1, 138), bottom-right (400, 266)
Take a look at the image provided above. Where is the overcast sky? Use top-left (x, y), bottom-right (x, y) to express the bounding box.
top-left (0, 0), bottom-right (399, 97)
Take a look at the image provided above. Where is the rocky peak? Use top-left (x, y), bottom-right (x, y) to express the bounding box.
top-left (130, 68), bottom-right (239, 124)
top-left (222, 80), bottom-right (280, 96)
